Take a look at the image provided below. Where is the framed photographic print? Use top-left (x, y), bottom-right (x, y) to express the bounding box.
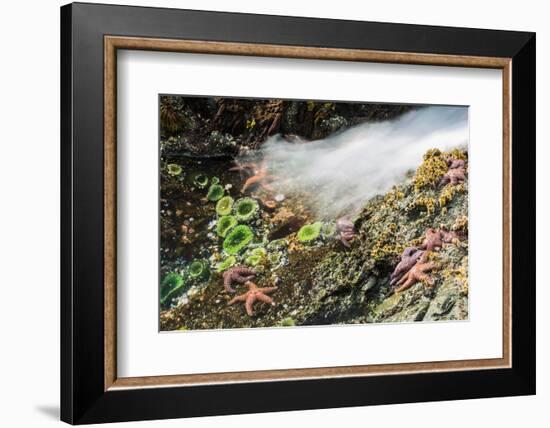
top-left (60, 2), bottom-right (536, 424)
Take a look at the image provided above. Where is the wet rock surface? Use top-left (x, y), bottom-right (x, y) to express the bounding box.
top-left (160, 143), bottom-right (469, 331)
top-left (160, 96), bottom-right (414, 158)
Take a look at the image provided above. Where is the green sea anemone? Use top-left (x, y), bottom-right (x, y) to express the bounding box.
top-left (245, 247), bottom-right (267, 266)
top-left (216, 215), bottom-right (238, 237)
top-left (216, 255), bottom-right (237, 273)
top-left (278, 317), bottom-right (295, 327)
top-left (223, 225), bottom-right (254, 255)
top-left (267, 251), bottom-right (282, 266)
top-left (188, 259), bottom-right (209, 281)
top-left (297, 222), bottom-right (322, 243)
top-left (160, 272), bottom-right (185, 306)
top-left (206, 184), bottom-right (225, 201)
top-left (211, 177), bottom-right (220, 185)
top-left (193, 173), bottom-right (208, 188)
top-left (234, 197), bottom-right (259, 222)
top-left (216, 196), bottom-right (234, 216)
top-left (321, 222), bottom-right (336, 238)
top-left (167, 164), bottom-right (182, 176)
top-left (267, 239), bottom-right (287, 250)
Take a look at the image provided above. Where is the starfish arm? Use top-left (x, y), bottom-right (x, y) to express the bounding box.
top-left (343, 230), bottom-right (356, 239)
top-left (228, 294), bottom-right (247, 305)
top-left (390, 265), bottom-right (409, 286)
top-left (415, 272), bottom-right (431, 284)
top-left (234, 273), bottom-right (255, 283)
top-left (395, 271), bottom-right (410, 286)
top-left (260, 182), bottom-right (275, 192)
top-left (423, 262), bottom-right (435, 272)
top-left (229, 162), bottom-right (258, 172)
top-left (257, 287), bottom-right (278, 295)
top-left (427, 240), bottom-right (442, 251)
top-left (256, 293), bottom-right (274, 305)
top-left (395, 277), bottom-right (414, 293)
top-left (245, 294), bottom-right (256, 316)
top-left (242, 176), bottom-right (262, 192)
top-left (418, 252), bottom-right (429, 263)
top-left (389, 275), bottom-right (399, 286)
top-left (340, 236), bottom-right (351, 248)
top-left (223, 273), bottom-right (236, 293)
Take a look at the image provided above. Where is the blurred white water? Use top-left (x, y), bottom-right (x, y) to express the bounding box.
top-left (261, 105), bottom-right (468, 218)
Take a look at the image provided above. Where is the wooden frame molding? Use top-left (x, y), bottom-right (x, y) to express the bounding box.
top-left (104, 35), bottom-right (512, 391)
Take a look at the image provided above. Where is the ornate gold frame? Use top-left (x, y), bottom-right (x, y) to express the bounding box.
top-left (104, 36), bottom-right (512, 391)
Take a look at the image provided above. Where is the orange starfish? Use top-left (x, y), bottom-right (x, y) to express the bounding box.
top-left (229, 161), bottom-right (276, 193)
top-left (228, 281), bottom-right (278, 316)
top-left (394, 254), bottom-right (436, 293)
top-left (242, 165), bottom-right (276, 193)
top-left (418, 228), bottom-right (458, 252)
top-left (222, 266), bottom-right (255, 293)
top-left (439, 166), bottom-right (467, 186)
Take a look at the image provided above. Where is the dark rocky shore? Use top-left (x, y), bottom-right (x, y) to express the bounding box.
top-left (159, 96), bottom-right (468, 331)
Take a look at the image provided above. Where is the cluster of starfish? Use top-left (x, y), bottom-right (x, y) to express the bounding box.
top-left (335, 216), bottom-right (357, 248)
top-left (222, 266), bottom-right (278, 316)
top-left (389, 228), bottom-right (459, 293)
top-left (439, 157), bottom-right (467, 186)
top-left (229, 160), bottom-right (277, 193)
